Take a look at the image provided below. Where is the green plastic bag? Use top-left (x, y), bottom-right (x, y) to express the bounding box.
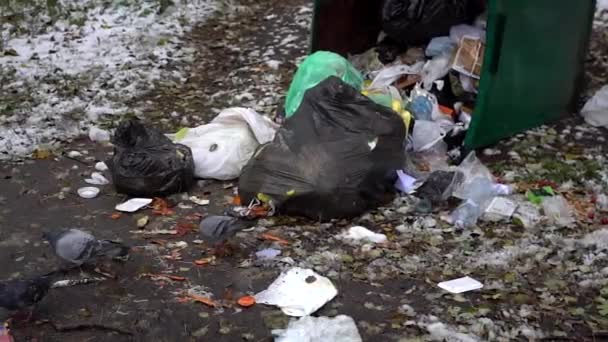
top-left (284, 51), bottom-right (364, 118)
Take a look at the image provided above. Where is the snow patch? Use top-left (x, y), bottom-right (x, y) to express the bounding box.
top-left (0, 0), bottom-right (218, 158)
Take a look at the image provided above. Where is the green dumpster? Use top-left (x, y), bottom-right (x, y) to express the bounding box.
top-left (311, 0), bottom-right (596, 149)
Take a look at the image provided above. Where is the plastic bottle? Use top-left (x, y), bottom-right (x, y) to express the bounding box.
top-left (450, 200), bottom-right (482, 228)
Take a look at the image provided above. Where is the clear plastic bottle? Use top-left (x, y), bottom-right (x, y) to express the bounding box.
top-left (450, 200), bottom-right (482, 228)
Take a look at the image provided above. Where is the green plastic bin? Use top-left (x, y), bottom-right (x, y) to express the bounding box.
top-left (311, 0), bottom-right (596, 149)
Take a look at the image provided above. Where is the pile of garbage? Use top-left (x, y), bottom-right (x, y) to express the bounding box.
top-left (75, 0), bottom-right (583, 229)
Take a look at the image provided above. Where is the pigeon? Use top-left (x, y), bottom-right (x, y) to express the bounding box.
top-left (0, 275), bottom-right (52, 312)
top-left (199, 216), bottom-right (251, 245)
top-left (43, 229), bottom-right (130, 266)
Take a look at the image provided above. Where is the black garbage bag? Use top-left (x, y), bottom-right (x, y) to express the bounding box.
top-left (238, 76), bottom-right (406, 221)
top-left (107, 120), bottom-right (195, 197)
top-left (381, 0), bottom-right (483, 49)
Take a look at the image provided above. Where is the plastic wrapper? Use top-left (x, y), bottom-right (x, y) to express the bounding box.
top-left (284, 51), bottom-right (364, 118)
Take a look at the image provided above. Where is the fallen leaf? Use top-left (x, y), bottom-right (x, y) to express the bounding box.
top-left (190, 294), bottom-right (218, 308)
top-left (111, 212), bottom-right (122, 220)
top-left (150, 239), bottom-right (168, 246)
top-left (151, 197), bottom-right (174, 216)
top-left (260, 233), bottom-right (289, 245)
top-left (237, 296), bottom-right (256, 308)
top-left (32, 149), bottom-right (52, 159)
top-left (176, 297), bottom-right (190, 303)
top-left (176, 222), bottom-right (196, 236)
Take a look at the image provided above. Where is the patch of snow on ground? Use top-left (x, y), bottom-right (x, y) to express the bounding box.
top-left (0, 0), bottom-right (217, 159)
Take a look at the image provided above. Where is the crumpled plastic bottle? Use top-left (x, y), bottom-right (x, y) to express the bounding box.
top-left (450, 199), bottom-right (482, 229)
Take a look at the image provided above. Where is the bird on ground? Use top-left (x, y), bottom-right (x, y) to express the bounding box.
top-left (43, 228), bottom-right (130, 266)
top-left (199, 215), bottom-right (251, 256)
top-left (0, 274), bottom-right (54, 322)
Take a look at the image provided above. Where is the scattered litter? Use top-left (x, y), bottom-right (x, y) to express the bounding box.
top-left (260, 233), bottom-right (289, 245)
top-left (141, 273), bottom-right (186, 282)
top-left (95, 162), bottom-right (109, 172)
top-left (189, 196), bottom-right (210, 206)
top-left (115, 198), bottom-right (153, 213)
top-left (395, 170), bottom-right (418, 194)
top-left (129, 229), bottom-right (177, 236)
top-left (273, 315), bottom-right (362, 342)
top-left (542, 195), bottom-right (575, 227)
top-left (483, 197), bottom-right (518, 221)
top-left (77, 187), bottom-right (100, 199)
top-left (89, 126), bottom-right (111, 143)
top-left (438, 276), bottom-right (483, 294)
top-left (452, 36), bottom-right (485, 79)
top-left (167, 241), bottom-right (188, 249)
top-left (67, 151), bottom-right (82, 158)
top-left (51, 277), bottom-right (105, 288)
top-left (256, 248), bottom-right (281, 260)
top-left (338, 226), bottom-right (388, 244)
top-left (194, 256), bottom-right (215, 266)
top-left (255, 267), bottom-right (338, 316)
top-left (136, 216), bottom-right (149, 228)
top-left (581, 85), bottom-right (608, 127)
top-left (237, 295), bottom-right (256, 308)
top-left (84, 172), bottom-right (110, 185)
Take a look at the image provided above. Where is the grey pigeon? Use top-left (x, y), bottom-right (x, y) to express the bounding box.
top-left (199, 216), bottom-right (251, 244)
top-left (43, 229), bottom-right (130, 265)
top-left (0, 276), bottom-right (52, 312)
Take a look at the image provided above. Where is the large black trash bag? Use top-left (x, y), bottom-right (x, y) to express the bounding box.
top-left (381, 0), bottom-right (483, 49)
top-left (238, 76), bottom-right (406, 221)
top-left (107, 120), bottom-right (195, 197)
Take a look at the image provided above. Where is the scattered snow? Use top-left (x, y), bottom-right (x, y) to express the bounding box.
top-left (0, 0), bottom-right (218, 159)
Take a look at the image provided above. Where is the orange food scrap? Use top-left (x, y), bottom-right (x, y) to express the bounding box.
top-left (110, 212), bottom-right (122, 220)
top-left (237, 295), bottom-right (256, 308)
top-left (260, 233), bottom-right (289, 245)
top-left (232, 196), bottom-right (242, 206)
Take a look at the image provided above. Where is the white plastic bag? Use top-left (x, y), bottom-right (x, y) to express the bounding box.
top-left (274, 315), bottom-right (362, 342)
top-left (581, 85), bottom-right (608, 127)
top-left (368, 61), bottom-right (424, 90)
top-left (421, 50), bottom-right (454, 90)
top-left (171, 108), bottom-right (279, 180)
